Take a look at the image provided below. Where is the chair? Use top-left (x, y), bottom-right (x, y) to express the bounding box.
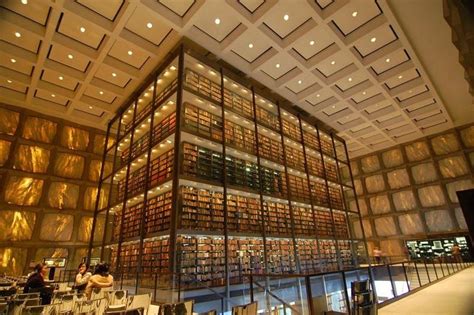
top-left (74, 298), bottom-right (107, 315)
top-left (15, 293), bottom-right (40, 300)
top-left (106, 290), bottom-right (128, 306)
top-left (126, 293), bottom-right (151, 315)
top-left (0, 302), bottom-right (7, 315)
top-left (105, 308), bottom-right (145, 315)
top-left (158, 300), bottom-right (193, 315)
top-left (232, 302), bottom-right (257, 315)
top-left (196, 310), bottom-right (217, 315)
top-left (0, 288), bottom-right (16, 297)
top-left (21, 304), bottom-right (58, 315)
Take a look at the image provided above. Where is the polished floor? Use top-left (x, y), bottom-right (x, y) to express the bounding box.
top-left (379, 266), bottom-right (474, 315)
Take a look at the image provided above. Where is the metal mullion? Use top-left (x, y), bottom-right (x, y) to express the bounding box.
top-left (88, 122), bottom-right (112, 265)
top-left (297, 114), bottom-right (322, 272)
top-left (315, 126), bottom-right (343, 270)
top-left (277, 105), bottom-right (301, 273)
top-left (115, 100), bottom-right (139, 274)
top-left (134, 76), bottom-right (159, 292)
top-left (250, 87), bottom-right (269, 275)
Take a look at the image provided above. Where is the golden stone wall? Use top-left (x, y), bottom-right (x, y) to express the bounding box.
top-left (349, 123), bottom-right (474, 256)
top-left (0, 104), bottom-right (107, 275)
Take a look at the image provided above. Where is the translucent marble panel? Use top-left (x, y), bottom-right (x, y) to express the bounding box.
top-left (431, 133), bottom-right (460, 155)
top-left (339, 163), bottom-right (351, 182)
top-left (374, 216), bottom-right (397, 236)
top-left (425, 210), bottom-right (454, 233)
top-left (22, 117), bottom-right (57, 143)
top-left (71, 248), bottom-right (88, 268)
top-left (365, 175), bottom-right (385, 193)
top-left (446, 179), bottom-right (474, 203)
top-left (0, 140), bottom-right (11, 166)
top-left (380, 240), bottom-right (404, 256)
top-left (438, 155), bottom-right (468, 178)
top-left (34, 248), bottom-right (68, 261)
top-left (84, 187), bottom-right (108, 211)
top-left (0, 248), bottom-right (27, 275)
top-left (93, 134), bottom-right (107, 155)
top-left (89, 160), bottom-right (112, 182)
top-left (54, 153), bottom-right (85, 179)
top-left (411, 162), bottom-right (437, 184)
top-left (349, 198), bottom-right (368, 216)
top-left (470, 152), bottom-right (474, 168)
top-left (352, 221), bottom-right (363, 239)
top-left (369, 195), bottom-right (391, 214)
top-left (13, 145), bottom-right (50, 173)
top-left (0, 211), bottom-right (36, 241)
top-left (405, 141), bottom-right (430, 162)
top-left (362, 220), bottom-right (373, 238)
top-left (454, 207), bottom-right (467, 230)
top-left (0, 108), bottom-right (20, 135)
top-left (39, 214), bottom-right (74, 241)
top-left (392, 190), bottom-right (416, 211)
top-left (78, 216), bottom-right (105, 242)
top-left (418, 185), bottom-right (445, 207)
top-left (353, 179), bottom-right (363, 196)
top-left (4, 176), bottom-right (44, 206)
top-left (350, 161), bottom-right (359, 176)
top-left (387, 169), bottom-right (410, 189)
top-left (460, 126), bottom-right (474, 148)
top-left (361, 155), bottom-right (380, 173)
top-left (382, 149), bottom-right (404, 168)
top-left (47, 182), bottom-right (80, 209)
top-left (61, 126), bottom-right (89, 151)
top-left (398, 214), bottom-right (424, 235)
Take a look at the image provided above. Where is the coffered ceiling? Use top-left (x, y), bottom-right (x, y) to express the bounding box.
top-left (0, 0), bottom-right (471, 157)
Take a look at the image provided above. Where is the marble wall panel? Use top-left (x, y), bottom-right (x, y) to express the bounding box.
top-left (47, 182), bottom-right (80, 209)
top-left (365, 175), bottom-right (385, 193)
top-left (0, 248), bottom-right (27, 275)
top-left (387, 169), bottom-right (410, 189)
top-left (392, 190), bottom-right (417, 211)
top-left (53, 153), bottom-right (85, 179)
top-left (379, 239), bottom-right (404, 256)
top-left (470, 152), bottom-right (474, 168)
top-left (22, 117), bottom-right (57, 143)
top-left (398, 213), bottom-right (424, 235)
top-left (460, 126), bottom-right (474, 147)
top-left (411, 162), bottom-right (437, 184)
top-left (34, 248), bottom-right (69, 262)
top-left (418, 185), bottom-right (445, 207)
top-left (361, 155), bottom-right (380, 173)
top-left (454, 208), bottom-right (468, 230)
top-left (424, 210), bottom-right (454, 233)
top-left (431, 133), bottom-right (460, 155)
top-left (61, 126), bottom-right (89, 151)
top-left (39, 214), bottom-right (74, 241)
top-left (352, 221), bottom-right (363, 239)
top-left (0, 211), bottom-right (36, 241)
top-left (83, 187), bottom-right (108, 211)
top-left (405, 141), bottom-right (430, 162)
top-left (0, 140), bottom-right (11, 166)
top-left (89, 160), bottom-right (112, 182)
top-left (374, 217), bottom-right (397, 236)
top-left (362, 219), bottom-right (373, 238)
top-left (93, 134), bottom-right (107, 155)
top-left (78, 216), bottom-right (105, 242)
top-left (369, 195), bottom-right (391, 214)
top-left (4, 176), bottom-right (44, 206)
top-left (13, 145), bottom-right (50, 173)
top-left (0, 108), bottom-right (20, 135)
top-left (350, 161), bottom-right (359, 176)
top-left (445, 179), bottom-right (474, 203)
top-left (349, 198), bottom-right (368, 216)
top-left (438, 155), bottom-right (469, 178)
top-left (382, 148), bottom-right (404, 168)
top-left (354, 179), bottom-right (363, 196)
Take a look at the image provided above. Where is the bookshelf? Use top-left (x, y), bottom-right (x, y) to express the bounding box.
top-left (94, 44), bottom-right (365, 294)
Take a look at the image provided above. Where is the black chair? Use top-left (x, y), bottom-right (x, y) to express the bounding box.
top-left (0, 288), bottom-right (16, 297)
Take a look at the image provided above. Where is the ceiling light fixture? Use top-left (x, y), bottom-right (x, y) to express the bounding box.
top-left (309, 40), bottom-right (315, 46)
top-left (170, 66), bottom-right (176, 71)
top-left (370, 37), bottom-right (376, 43)
top-left (15, 32), bottom-right (21, 38)
top-left (275, 63), bottom-right (280, 68)
top-left (398, 75), bottom-right (403, 79)
top-left (88, 106), bottom-right (93, 109)
top-left (283, 14), bottom-right (289, 21)
top-left (147, 22), bottom-right (153, 29)
top-left (298, 80), bottom-right (302, 84)
top-left (352, 11), bottom-right (358, 17)
top-left (214, 18), bottom-right (221, 25)
top-left (331, 60), bottom-right (336, 65)
top-left (51, 94), bottom-right (56, 98)
top-left (80, 27), bottom-right (86, 33)
top-left (59, 76), bottom-right (64, 80)
top-left (362, 91), bottom-right (366, 95)
top-left (128, 50), bottom-right (133, 56)
top-left (385, 58), bottom-right (390, 63)
top-left (21, 0), bottom-right (27, 4)
top-left (99, 91), bottom-right (104, 95)
top-left (10, 58), bottom-right (16, 63)
top-left (248, 43), bottom-right (253, 48)
top-left (348, 77), bottom-right (352, 82)
top-left (316, 94), bottom-right (320, 97)
top-left (112, 72), bottom-right (117, 77)
top-left (7, 80), bottom-right (12, 83)
top-left (67, 54), bottom-right (73, 59)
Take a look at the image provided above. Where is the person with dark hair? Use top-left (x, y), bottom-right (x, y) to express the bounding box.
top-left (24, 263), bottom-right (52, 304)
top-left (84, 262), bottom-right (114, 299)
top-left (74, 262), bottom-right (92, 292)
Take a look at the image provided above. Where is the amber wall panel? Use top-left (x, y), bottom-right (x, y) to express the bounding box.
top-left (13, 145), bottom-right (50, 173)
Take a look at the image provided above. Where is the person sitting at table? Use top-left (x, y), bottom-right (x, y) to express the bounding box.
top-left (74, 262), bottom-right (92, 292)
top-left (85, 262), bottom-right (114, 299)
top-left (24, 263), bottom-right (52, 304)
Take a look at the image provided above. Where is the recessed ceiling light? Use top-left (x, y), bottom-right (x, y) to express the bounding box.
top-left (10, 58), bottom-right (16, 63)
top-left (248, 43), bottom-right (253, 48)
top-left (67, 54), bottom-right (73, 59)
top-left (21, 0), bottom-right (27, 4)
top-left (348, 77), bottom-right (352, 82)
top-left (51, 94), bottom-right (56, 98)
top-left (332, 105), bottom-right (336, 109)
top-left (147, 22), bottom-right (153, 29)
top-left (408, 90), bottom-right (412, 93)
top-left (80, 27), bottom-right (85, 33)
top-left (370, 37), bottom-right (377, 43)
top-left (331, 60), bottom-right (336, 65)
top-left (275, 63), bottom-right (280, 68)
top-left (7, 80), bottom-right (12, 83)
top-left (316, 94), bottom-right (320, 97)
top-left (352, 11), bottom-right (358, 17)
top-left (15, 32), bottom-right (21, 38)
top-left (214, 18), bottom-right (221, 25)
top-left (112, 72), bottom-right (117, 77)
top-left (385, 58), bottom-right (390, 63)
top-left (170, 66), bottom-right (176, 71)
top-left (309, 40), bottom-right (315, 46)
top-left (298, 80), bottom-right (302, 84)
top-left (398, 75), bottom-right (403, 79)
top-left (283, 14), bottom-right (289, 21)
top-left (58, 76), bottom-right (64, 80)
top-left (128, 50), bottom-right (133, 56)
top-left (88, 106), bottom-right (93, 109)
top-left (362, 91), bottom-right (366, 95)
top-left (99, 91), bottom-right (104, 95)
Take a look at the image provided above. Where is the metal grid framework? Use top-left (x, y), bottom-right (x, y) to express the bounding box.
top-left (0, 0), bottom-right (458, 157)
top-left (90, 43), bottom-right (369, 290)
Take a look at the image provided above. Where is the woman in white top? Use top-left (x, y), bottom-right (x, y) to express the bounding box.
top-left (74, 263), bottom-right (92, 292)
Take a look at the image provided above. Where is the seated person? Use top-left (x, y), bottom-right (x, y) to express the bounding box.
top-left (85, 262), bottom-right (114, 299)
top-left (24, 263), bottom-right (52, 304)
top-left (74, 262), bottom-right (92, 292)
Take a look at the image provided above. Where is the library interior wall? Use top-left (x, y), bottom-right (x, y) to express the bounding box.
top-left (0, 103), bottom-right (108, 275)
top-left (348, 123), bottom-right (474, 256)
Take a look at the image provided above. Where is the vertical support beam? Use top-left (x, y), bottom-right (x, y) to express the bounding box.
top-left (402, 262), bottom-right (410, 292)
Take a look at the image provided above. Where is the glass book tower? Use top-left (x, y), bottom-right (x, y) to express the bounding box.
top-left (89, 42), bottom-right (368, 301)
